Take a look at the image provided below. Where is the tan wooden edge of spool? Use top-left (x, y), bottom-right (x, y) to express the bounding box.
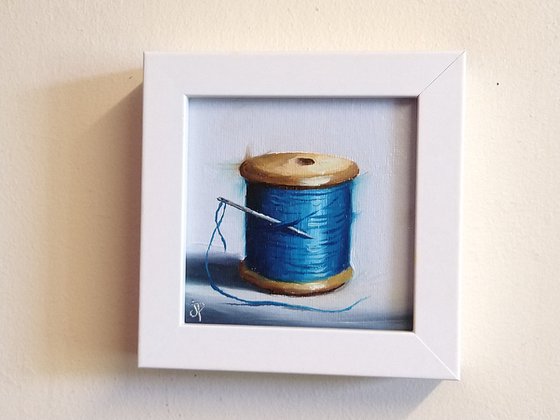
top-left (239, 260), bottom-right (353, 296)
top-left (239, 152), bottom-right (359, 188)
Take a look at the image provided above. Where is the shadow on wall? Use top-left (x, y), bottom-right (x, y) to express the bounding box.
top-left (40, 71), bottom-right (143, 374)
top-left (113, 369), bottom-right (441, 417)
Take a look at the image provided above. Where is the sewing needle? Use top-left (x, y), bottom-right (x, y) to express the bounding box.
top-left (216, 197), bottom-right (313, 239)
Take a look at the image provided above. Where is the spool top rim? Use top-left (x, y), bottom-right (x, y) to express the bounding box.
top-left (239, 152), bottom-right (359, 188)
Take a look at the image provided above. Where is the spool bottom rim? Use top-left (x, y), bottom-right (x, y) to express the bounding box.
top-left (239, 260), bottom-right (353, 296)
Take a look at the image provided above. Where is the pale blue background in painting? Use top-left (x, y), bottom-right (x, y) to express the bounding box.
top-left (184, 98), bottom-right (416, 330)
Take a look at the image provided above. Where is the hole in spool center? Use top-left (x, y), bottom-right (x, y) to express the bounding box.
top-left (296, 157), bottom-right (315, 166)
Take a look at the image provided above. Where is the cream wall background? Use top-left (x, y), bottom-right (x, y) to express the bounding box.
top-left (1, 1), bottom-right (559, 419)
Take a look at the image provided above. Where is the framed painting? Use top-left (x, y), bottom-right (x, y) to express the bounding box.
top-left (139, 52), bottom-right (465, 379)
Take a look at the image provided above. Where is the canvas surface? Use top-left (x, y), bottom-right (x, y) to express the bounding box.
top-left (184, 98), bottom-right (416, 330)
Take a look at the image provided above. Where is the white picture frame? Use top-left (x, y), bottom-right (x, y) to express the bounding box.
top-left (139, 52), bottom-right (465, 379)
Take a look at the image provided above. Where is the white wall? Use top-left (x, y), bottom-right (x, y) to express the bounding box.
top-left (1, 1), bottom-right (559, 419)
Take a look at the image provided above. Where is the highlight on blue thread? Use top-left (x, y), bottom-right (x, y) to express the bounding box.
top-left (204, 200), bottom-right (368, 313)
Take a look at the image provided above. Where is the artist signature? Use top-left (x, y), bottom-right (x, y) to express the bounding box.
top-left (189, 300), bottom-right (205, 322)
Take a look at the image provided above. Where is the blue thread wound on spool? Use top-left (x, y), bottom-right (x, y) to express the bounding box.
top-left (204, 201), bottom-right (368, 313)
top-left (244, 182), bottom-right (353, 283)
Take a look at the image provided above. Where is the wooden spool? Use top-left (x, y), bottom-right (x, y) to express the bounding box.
top-left (239, 152), bottom-right (359, 296)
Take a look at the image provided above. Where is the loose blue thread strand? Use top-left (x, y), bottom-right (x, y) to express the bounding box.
top-left (204, 201), bottom-right (368, 313)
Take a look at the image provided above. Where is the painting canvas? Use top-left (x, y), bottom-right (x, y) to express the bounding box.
top-left (184, 97), bottom-right (417, 331)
